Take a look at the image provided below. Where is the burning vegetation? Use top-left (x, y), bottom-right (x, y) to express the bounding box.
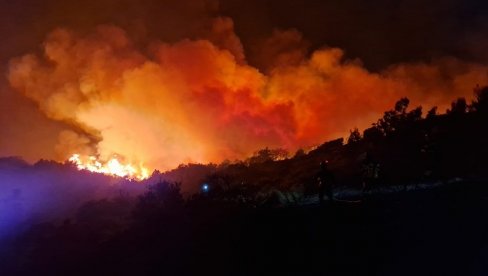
top-left (68, 154), bottom-right (149, 180)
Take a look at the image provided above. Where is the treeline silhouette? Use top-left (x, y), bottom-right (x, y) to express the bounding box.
top-left (2, 86), bottom-right (488, 275)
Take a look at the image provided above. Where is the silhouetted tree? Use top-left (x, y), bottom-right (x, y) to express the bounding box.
top-left (406, 106), bottom-right (422, 122)
top-left (248, 147), bottom-right (289, 164)
top-left (376, 97), bottom-right (411, 135)
top-left (426, 106), bottom-right (438, 119)
top-left (363, 126), bottom-right (383, 142)
top-left (473, 85), bottom-right (488, 112)
top-left (395, 97), bottom-right (410, 114)
top-left (347, 128), bottom-right (362, 144)
top-left (218, 159), bottom-right (232, 169)
top-left (447, 98), bottom-right (467, 115)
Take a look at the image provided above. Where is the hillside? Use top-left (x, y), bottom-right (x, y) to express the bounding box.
top-left (1, 87), bottom-right (488, 275)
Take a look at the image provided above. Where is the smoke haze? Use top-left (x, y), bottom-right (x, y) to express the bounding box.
top-left (2, 0), bottom-right (488, 170)
top-left (6, 23), bottom-right (488, 171)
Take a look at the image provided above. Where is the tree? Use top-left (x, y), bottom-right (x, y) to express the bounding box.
top-left (406, 106), bottom-right (422, 122)
top-left (347, 128), bottom-right (362, 144)
top-left (363, 126), bottom-right (383, 142)
top-left (473, 85), bottom-right (488, 112)
top-left (375, 97), bottom-right (411, 135)
top-left (394, 97), bottom-right (410, 114)
top-left (447, 98), bottom-right (467, 115)
top-left (247, 147), bottom-right (289, 164)
top-left (426, 106), bottom-right (438, 119)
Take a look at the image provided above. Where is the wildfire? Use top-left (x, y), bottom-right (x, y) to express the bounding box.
top-left (68, 154), bottom-right (150, 180)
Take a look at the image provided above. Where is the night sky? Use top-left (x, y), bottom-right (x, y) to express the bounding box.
top-left (1, 0), bottom-right (488, 69)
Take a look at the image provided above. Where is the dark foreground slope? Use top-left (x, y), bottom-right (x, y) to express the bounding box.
top-left (2, 180), bottom-right (488, 276)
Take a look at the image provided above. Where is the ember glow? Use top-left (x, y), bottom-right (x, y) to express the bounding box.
top-left (68, 154), bottom-right (150, 180)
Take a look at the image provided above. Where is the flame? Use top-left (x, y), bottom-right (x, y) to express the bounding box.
top-left (68, 153), bottom-right (150, 180)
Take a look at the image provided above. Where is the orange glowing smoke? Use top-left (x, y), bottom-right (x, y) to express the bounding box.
top-left (7, 20), bottom-right (488, 172)
top-left (68, 154), bottom-right (149, 180)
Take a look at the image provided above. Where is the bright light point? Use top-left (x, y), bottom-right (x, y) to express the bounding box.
top-left (202, 184), bottom-right (209, 191)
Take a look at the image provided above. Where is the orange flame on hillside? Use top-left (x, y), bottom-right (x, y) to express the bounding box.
top-left (68, 154), bottom-right (150, 180)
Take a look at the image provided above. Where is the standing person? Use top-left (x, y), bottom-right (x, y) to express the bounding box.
top-left (318, 160), bottom-right (335, 204)
top-left (362, 152), bottom-right (380, 196)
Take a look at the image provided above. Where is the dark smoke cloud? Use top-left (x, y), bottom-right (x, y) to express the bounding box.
top-left (220, 0), bottom-right (488, 70)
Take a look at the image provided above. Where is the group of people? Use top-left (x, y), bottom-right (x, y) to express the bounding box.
top-left (316, 153), bottom-right (381, 204)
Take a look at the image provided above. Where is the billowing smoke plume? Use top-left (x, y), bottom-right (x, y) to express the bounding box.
top-left (8, 19), bottom-right (488, 171)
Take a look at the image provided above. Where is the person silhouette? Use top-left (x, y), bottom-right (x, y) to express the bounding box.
top-left (362, 152), bottom-right (380, 196)
top-left (318, 160), bottom-right (335, 204)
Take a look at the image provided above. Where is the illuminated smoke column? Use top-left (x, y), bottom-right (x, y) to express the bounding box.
top-left (8, 21), bottom-right (488, 171)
